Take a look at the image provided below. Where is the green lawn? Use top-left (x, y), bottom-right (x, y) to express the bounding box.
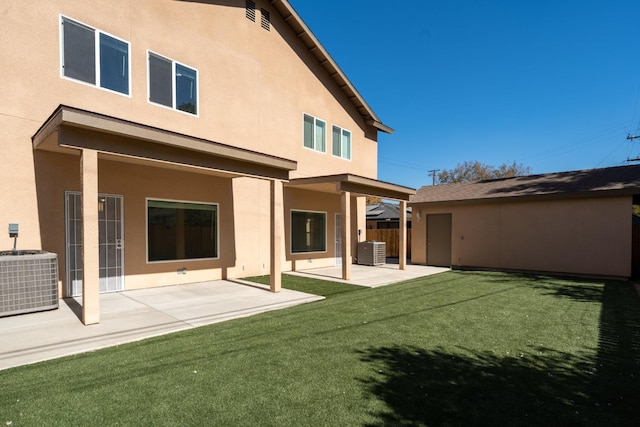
top-left (1, 271), bottom-right (639, 426)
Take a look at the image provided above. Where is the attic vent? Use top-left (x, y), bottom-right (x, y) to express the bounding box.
top-left (261, 8), bottom-right (270, 31)
top-left (246, 0), bottom-right (256, 22)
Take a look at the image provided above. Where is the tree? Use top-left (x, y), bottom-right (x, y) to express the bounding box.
top-left (437, 161), bottom-right (531, 184)
top-left (366, 196), bottom-right (382, 204)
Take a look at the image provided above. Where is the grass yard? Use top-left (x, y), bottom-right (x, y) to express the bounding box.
top-left (1, 271), bottom-right (639, 426)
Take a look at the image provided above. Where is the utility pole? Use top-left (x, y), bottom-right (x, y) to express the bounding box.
top-left (626, 134), bottom-right (640, 162)
top-left (428, 169), bottom-right (440, 186)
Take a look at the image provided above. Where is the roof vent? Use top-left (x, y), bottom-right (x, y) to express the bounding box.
top-left (246, 0), bottom-right (256, 22)
top-left (261, 8), bottom-right (270, 31)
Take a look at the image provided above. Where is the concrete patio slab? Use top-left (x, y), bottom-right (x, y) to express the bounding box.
top-left (0, 280), bottom-right (322, 371)
top-left (0, 263), bottom-right (447, 371)
top-left (286, 262), bottom-right (449, 287)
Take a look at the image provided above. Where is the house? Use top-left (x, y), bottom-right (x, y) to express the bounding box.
top-left (410, 164), bottom-right (640, 279)
top-left (366, 202), bottom-right (412, 229)
top-left (1, 0), bottom-right (414, 325)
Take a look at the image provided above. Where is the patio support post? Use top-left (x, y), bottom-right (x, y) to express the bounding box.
top-left (81, 149), bottom-right (100, 325)
top-left (341, 191), bottom-right (351, 280)
top-left (399, 200), bottom-right (407, 270)
top-left (270, 179), bottom-right (283, 292)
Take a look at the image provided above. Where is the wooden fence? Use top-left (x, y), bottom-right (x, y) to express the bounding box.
top-left (365, 229), bottom-right (412, 258)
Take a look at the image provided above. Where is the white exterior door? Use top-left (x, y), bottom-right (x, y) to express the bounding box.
top-left (65, 192), bottom-right (124, 297)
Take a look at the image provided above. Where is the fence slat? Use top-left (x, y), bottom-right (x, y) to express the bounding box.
top-left (365, 229), bottom-right (412, 258)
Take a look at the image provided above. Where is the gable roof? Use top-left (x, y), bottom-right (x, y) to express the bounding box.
top-left (411, 164), bottom-right (640, 205)
top-left (271, 1), bottom-right (393, 134)
top-left (366, 202), bottom-right (412, 221)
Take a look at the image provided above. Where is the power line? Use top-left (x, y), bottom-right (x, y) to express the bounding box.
top-left (626, 134), bottom-right (640, 162)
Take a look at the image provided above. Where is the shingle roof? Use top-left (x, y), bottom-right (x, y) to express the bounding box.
top-left (366, 202), bottom-right (412, 220)
top-left (410, 164), bottom-right (640, 205)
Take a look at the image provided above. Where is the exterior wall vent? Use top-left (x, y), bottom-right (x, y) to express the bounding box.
top-left (261, 8), bottom-right (270, 31)
top-left (246, 0), bottom-right (256, 22)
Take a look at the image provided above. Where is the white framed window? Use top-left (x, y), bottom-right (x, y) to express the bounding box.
top-left (291, 210), bottom-right (327, 253)
top-left (148, 51), bottom-right (199, 115)
top-left (60, 16), bottom-right (130, 96)
top-left (303, 113), bottom-right (326, 153)
top-left (146, 199), bottom-right (218, 262)
top-left (332, 125), bottom-right (351, 160)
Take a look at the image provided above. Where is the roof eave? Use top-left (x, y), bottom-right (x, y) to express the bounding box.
top-left (272, 0), bottom-right (392, 134)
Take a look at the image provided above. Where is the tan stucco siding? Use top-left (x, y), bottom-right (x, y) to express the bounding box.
top-left (1, 116), bottom-right (42, 250)
top-left (283, 188), bottom-right (364, 270)
top-left (36, 154), bottom-right (245, 294)
top-left (2, 0), bottom-right (378, 179)
top-left (1, 0), bottom-right (381, 298)
top-left (412, 197), bottom-right (632, 279)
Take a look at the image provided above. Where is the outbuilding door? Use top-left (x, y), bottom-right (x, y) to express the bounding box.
top-left (427, 214), bottom-right (452, 267)
top-left (65, 191), bottom-right (124, 297)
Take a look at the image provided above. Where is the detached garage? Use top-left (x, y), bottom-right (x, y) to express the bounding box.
top-left (410, 164), bottom-right (640, 280)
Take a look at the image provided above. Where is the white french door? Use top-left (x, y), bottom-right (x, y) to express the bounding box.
top-left (65, 192), bottom-right (124, 297)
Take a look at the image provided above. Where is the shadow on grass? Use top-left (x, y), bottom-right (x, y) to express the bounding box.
top-left (359, 282), bottom-right (640, 426)
top-left (245, 274), bottom-right (364, 297)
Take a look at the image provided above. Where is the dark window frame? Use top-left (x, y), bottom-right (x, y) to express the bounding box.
top-left (147, 199), bottom-right (218, 262)
top-left (291, 210), bottom-right (327, 254)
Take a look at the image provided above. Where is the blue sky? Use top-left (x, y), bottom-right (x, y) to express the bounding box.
top-left (289, 0), bottom-right (640, 189)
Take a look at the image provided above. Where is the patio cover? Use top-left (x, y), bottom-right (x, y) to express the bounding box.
top-left (286, 174), bottom-right (415, 279)
top-left (32, 105), bottom-right (297, 180)
top-left (31, 105), bottom-right (297, 325)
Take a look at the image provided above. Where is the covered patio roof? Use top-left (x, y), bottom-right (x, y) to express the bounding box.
top-left (286, 174), bottom-right (415, 200)
top-left (32, 105), bottom-right (297, 180)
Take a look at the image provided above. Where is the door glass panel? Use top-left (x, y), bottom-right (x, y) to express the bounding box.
top-left (66, 193), bottom-right (124, 296)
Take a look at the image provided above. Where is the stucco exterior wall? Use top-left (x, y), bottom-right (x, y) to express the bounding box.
top-left (283, 188), bottom-right (364, 271)
top-left (411, 196), bottom-right (633, 279)
top-left (1, 0), bottom-right (377, 177)
top-left (0, 0), bottom-right (382, 296)
top-left (35, 150), bottom-right (366, 296)
top-left (1, 0), bottom-right (379, 241)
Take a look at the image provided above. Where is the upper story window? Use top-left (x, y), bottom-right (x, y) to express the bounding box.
top-left (60, 16), bottom-right (130, 95)
top-left (303, 114), bottom-right (326, 153)
top-left (148, 51), bottom-right (198, 115)
top-left (332, 125), bottom-right (351, 160)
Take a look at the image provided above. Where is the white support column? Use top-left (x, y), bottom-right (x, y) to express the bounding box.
top-left (81, 149), bottom-right (100, 325)
top-left (399, 200), bottom-right (407, 270)
top-left (270, 179), bottom-right (284, 292)
top-left (341, 191), bottom-right (351, 280)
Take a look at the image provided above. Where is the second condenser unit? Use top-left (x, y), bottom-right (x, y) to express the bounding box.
top-left (357, 241), bottom-right (386, 266)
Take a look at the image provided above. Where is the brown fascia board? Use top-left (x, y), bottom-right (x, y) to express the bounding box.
top-left (272, 0), bottom-right (394, 135)
top-left (32, 105), bottom-right (297, 176)
top-left (289, 174), bottom-right (415, 201)
top-left (409, 188), bottom-right (639, 208)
